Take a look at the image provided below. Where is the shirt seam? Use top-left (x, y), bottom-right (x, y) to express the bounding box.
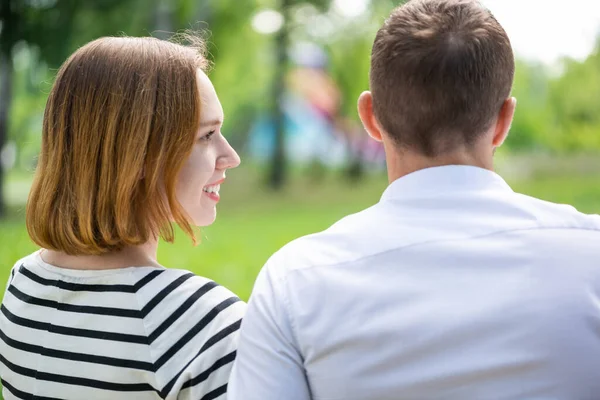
top-left (283, 224), bottom-right (600, 274)
top-left (32, 250), bottom-right (164, 280)
top-left (278, 272), bottom-right (303, 359)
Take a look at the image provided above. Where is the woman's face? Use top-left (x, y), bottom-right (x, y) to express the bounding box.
top-left (175, 69), bottom-right (241, 226)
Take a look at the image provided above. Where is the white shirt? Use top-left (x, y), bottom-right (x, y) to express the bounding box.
top-left (0, 251), bottom-right (245, 400)
top-left (229, 165), bottom-right (600, 400)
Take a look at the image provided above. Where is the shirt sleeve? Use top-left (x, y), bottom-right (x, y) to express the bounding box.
top-left (142, 274), bottom-right (246, 400)
top-left (170, 321), bottom-right (240, 400)
top-left (164, 299), bottom-right (245, 400)
top-left (228, 260), bottom-right (311, 400)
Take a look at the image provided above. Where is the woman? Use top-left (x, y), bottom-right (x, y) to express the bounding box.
top-left (0, 35), bottom-right (244, 400)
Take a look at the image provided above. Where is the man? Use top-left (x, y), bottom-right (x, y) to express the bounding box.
top-left (228, 0), bottom-right (600, 398)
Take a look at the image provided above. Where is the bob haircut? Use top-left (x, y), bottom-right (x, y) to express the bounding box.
top-left (26, 35), bottom-right (209, 255)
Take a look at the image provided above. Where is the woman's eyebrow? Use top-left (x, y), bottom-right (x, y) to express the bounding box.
top-left (200, 118), bottom-right (223, 128)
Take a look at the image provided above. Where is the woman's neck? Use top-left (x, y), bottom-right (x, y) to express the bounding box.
top-left (40, 239), bottom-right (161, 271)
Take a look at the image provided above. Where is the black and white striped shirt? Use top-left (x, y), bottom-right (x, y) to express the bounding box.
top-left (0, 251), bottom-right (246, 400)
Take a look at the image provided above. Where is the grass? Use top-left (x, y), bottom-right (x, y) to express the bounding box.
top-left (1, 166), bottom-right (599, 300)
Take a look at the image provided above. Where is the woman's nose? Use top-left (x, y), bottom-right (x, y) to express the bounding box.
top-left (216, 137), bottom-right (241, 170)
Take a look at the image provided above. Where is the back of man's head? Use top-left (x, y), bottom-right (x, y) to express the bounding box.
top-left (370, 0), bottom-right (514, 157)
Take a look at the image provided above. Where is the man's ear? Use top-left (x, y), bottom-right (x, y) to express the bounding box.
top-left (492, 97), bottom-right (517, 147)
top-left (358, 91), bottom-right (383, 142)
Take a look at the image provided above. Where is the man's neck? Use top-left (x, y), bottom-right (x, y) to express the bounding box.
top-left (384, 141), bottom-right (494, 183)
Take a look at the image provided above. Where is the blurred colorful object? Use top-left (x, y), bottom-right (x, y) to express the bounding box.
top-left (248, 42), bottom-right (384, 168)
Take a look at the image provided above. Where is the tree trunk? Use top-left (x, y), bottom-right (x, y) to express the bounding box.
top-left (268, 0), bottom-right (290, 189)
top-left (0, 53), bottom-right (13, 218)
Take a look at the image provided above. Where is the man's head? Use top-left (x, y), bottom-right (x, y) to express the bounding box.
top-left (359, 0), bottom-right (515, 162)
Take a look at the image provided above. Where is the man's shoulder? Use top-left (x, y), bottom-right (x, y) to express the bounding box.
top-left (266, 204), bottom-right (384, 275)
top-left (264, 191), bottom-right (600, 279)
top-left (511, 191), bottom-right (600, 232)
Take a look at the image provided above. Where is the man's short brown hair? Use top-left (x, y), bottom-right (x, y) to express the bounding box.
top-left (26, 36), bottom-right (208, 255)
top-left (370, 0), bottom-right (514, 156)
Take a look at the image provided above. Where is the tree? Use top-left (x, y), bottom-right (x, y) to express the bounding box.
top-left (0, 0), bottom-right (144, 218)
top-left (548, 42), bottom-right (600, 152)
top-left (269, 0), bottom-right (292, 189)
top-left (0, 0), bottom-right (20, 218)
top-left (269, 0), bottom-right (331, 189)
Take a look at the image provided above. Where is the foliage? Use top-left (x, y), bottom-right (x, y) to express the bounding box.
top-left (3, 0), bottom-right (600, 190)
top-left (506, 61), bottom-right (554, 151)
top-left (508, 44), bottom-right (600, 153)
top-left (0, 0), bottom-right (147, 216)
top-left (547, 46), bottom-right (600, 152)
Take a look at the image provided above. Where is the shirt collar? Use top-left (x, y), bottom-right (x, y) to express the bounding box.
top-left (380, 165), bottom-right (513, 202)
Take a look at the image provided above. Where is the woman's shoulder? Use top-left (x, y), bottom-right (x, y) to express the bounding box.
top-left (6, 251), bottom-right (43, 287)
top-left (135, 267), bottom-right (245, 331)
top-left (9, 252), bottom-right (36, 272)
top-left (137, 267), bottom-right (242, 305)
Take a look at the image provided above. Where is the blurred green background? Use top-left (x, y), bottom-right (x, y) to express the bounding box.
top-left (0, 0), bottom-right (599, 305)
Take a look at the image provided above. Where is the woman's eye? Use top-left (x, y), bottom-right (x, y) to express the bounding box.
top-left (200, 130), bottom-right (216, 141)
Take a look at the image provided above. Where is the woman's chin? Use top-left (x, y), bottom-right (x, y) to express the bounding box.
top-left (194, 210), bottom-right (217, 227)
